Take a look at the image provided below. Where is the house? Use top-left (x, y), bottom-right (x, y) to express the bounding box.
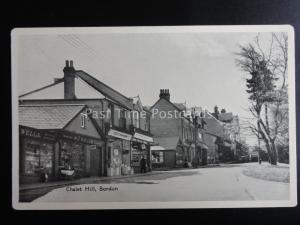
top-left (149, 89), bottom-right (206, 168)
top-left (19, 60), bottom-right (153, 178)
top-left (206, 106), bottom-right (242, 163)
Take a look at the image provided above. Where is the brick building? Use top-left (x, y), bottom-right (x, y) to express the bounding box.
top-left (149, 89), bottom-right (207, 168)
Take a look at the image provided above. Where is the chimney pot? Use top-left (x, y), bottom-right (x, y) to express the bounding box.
top-left (159, 89), bottom-right (170, 101)
top-left (65, 60), bottom-right (69, 67)
top-left (70, 60), bottom-right (74, 67)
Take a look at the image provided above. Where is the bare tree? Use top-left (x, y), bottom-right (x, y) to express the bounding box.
top-left (236, 33), bottom-right (288, 165)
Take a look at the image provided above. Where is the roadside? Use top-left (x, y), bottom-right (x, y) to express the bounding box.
top-left (242, 162), bottom-right (290, 183)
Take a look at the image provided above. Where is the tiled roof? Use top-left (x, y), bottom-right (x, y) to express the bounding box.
top-left (154, 136), bottom-right (180, 150)
top-left (19, 104), bottom-right (85, 130)
top-left (76, 70), bottom-right (133, 110)
top-left (173, 103), bottom-right (186, 111)
top-left (202, 111), bottom-right (224, 137)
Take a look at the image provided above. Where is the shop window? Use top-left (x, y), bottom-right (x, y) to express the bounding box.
top-left (151, 151), bottom-right (164, 163)
top-left (24, 139), bottom-right (53, 175)
top-left (60, 142), bottom-right (85, 173)
top-left (122, 140), bottom-right (130, 167)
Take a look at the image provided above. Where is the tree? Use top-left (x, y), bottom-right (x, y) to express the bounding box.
top-left (236, 33), bottom-right (288, 165)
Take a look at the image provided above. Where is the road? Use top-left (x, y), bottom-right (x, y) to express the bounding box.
top-left (33, 163), bottom-right (289, 202)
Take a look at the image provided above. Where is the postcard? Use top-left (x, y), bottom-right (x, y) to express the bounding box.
top-left (11, 25), bottom-right (297, 209)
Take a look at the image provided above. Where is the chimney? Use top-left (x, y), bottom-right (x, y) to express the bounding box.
top-left (63, 60), bottom-right (76, 99)
top-left (159, 89), bottom-right (170, 101)
top-left (214, 106), bottom-right (219, 119)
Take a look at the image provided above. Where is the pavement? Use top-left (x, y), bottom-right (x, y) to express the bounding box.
top-left (29, 163), bottom-right (290, 202)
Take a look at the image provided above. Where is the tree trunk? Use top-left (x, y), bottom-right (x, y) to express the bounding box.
top-left (270, 139), bottom-right (278, 165)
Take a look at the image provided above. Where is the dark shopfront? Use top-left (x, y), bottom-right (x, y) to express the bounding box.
top-left (19, 126), bottom-right (104, 184)
top-left (131, 132), bottom-right (153, 173)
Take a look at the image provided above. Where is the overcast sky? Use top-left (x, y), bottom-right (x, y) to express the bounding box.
top-left (15, 31), bottom-right (277, 146)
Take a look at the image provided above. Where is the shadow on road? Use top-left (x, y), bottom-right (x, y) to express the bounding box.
top-left (97, 171), bottom-right (200, 184)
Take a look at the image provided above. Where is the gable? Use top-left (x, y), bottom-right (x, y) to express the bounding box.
top-left (64, 112), bottom-right (101, 139)
top-left (151, 98), bottom-right (180, 112)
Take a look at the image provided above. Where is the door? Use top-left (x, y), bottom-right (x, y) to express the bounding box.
top-left (90, 146), bottom-right (102, 176)
top-left (164, 151), bottom-right (176, 168)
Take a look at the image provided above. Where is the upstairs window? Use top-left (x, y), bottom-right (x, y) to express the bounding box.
top-left (81, 114), bottom-right (86, 128)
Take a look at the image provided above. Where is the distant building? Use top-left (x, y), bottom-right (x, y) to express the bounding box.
top-left (149, 90), bottom-right (207, 169)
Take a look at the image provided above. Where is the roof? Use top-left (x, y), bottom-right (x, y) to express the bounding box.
top-left (218, 112), bottom-right (233, 122)
top-left (153, 136), bottom-right (180, 150)
top-left (173, 103), bottom-right (186, 111)
top-left (19, 104), bottom-right (85, 130)
top-left (76, 70), bottom-right (133, 110)
top-left (203, 110), bottom-right (224, 138)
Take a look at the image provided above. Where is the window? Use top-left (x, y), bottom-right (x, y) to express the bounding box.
top-left (60, 141), bottom-right (85, 172)
top-left (133, 111), bottom-right (140, 128)
top-left (151, 151), bottom-right (164, 163)
top-left (119, 109), bottom-right (127, 129)
top-left (24, 139), bottom-right (53, 175)
top-left (81, 114), bottom-right (86, 128)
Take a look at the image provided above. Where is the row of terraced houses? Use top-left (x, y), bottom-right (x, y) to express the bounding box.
top-left (18, 61), bottom-right (245, 184)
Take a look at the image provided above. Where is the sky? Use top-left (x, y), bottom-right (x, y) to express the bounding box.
top-left (15, 30), bottom-right (277, 146)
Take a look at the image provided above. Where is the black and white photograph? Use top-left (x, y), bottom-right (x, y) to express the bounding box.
top-left (11, 26), bottom-right (297, 209)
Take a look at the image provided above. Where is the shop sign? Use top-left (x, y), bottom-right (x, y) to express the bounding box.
top-left (43, 133), bottom-right (56, 141)
top-left (108, 129), bottom-right (132, 141)
top-left (133, 132), bottom-right (153, 143)
top-left (20, 127), bottom-right (42, 138)
top-left (62, 133), bottom-right (97, 145)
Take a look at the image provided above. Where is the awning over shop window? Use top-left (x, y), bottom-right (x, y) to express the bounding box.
top-left (150, 145), bottom-right (166, 151)
top-left (133, 132), bottom-right (154, 143)
top-left (107, 129), bottom-right (132, 141)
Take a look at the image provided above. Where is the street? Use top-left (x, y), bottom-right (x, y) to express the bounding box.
top-left (33, 163), bottom-right (290, 202)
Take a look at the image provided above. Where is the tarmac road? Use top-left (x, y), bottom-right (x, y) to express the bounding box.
top-left (33, 163), bottom-right (289, 202)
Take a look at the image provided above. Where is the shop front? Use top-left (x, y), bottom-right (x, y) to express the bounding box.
top-left (107, 128), bottom-right (134, 176)
top-left (131, 132), bottom-right (153, 173)
top-left (19, 126), bottom-right (56, 184)
top-left (20, 126), bottom-right (104, 184)
top-left (57, 132), bottom-right (104, 179)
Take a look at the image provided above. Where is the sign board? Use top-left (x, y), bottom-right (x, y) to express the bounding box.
top-left (133, 132), bottom-right (153, 143)
top-left (108, 129), bottom-right (132, 141)
top-left (114, 149), bottom-right (119, 156)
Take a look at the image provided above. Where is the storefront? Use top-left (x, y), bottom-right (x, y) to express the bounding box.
top-left (19, 126), bottom-right (56, 184)
top-left (107, 128), bottom-right (134, 176)
top-left (19, 126), bottom-right (104, 184)
top-left (131, 132), bottom-right (153, 173)
top-left (151, 145), bottom-right (168, 169)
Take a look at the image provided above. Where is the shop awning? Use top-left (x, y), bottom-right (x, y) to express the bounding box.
top-left (150, 145), bottom-right (166, 151)
top-left (107, 129), bottom-right (132, 141)
top-left (133, 132), bottom-right (154, 143)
